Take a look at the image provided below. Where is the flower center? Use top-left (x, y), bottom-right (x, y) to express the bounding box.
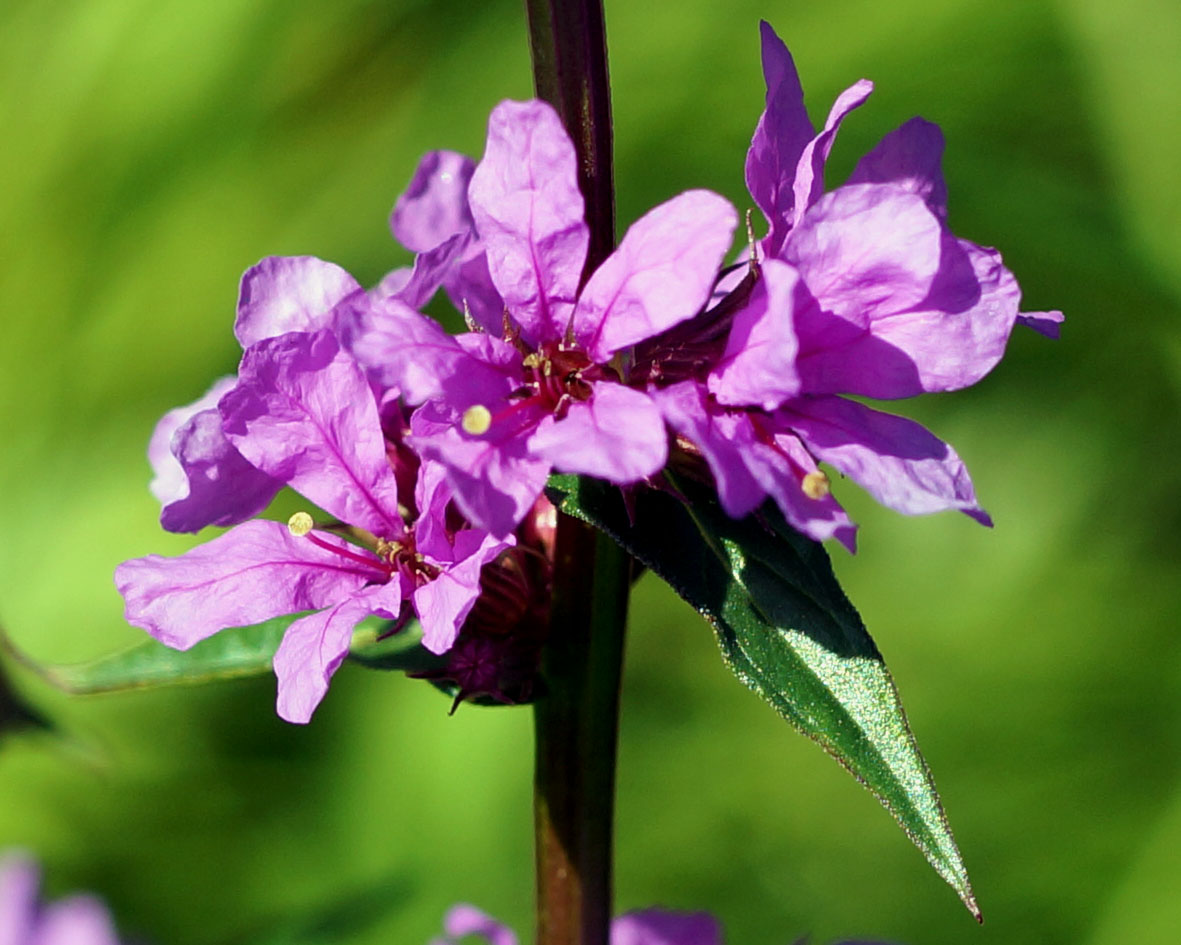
top-left (286, 512), bottom-right (437, 585)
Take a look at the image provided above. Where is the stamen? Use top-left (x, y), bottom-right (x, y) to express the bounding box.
top-left (801, 470), bottom-right (830, 500)
top-left (462, 404), bottom-right (493, 436)
top-left (287, 511), bottom-right (314, 536)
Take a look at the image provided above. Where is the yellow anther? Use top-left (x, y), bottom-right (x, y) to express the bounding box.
top-left (287, 511), bottom-right (314, 536)
top-left (801, 471), bottom-right (830, 501)
top-left (462, 404), bottom-right (492, 436)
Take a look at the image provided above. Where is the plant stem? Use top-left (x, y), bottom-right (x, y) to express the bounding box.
top-left (524, 3), bottom-right (627, 945)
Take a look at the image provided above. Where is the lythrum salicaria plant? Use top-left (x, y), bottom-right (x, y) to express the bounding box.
top-left (12, 5), bottom-right (1058, 943)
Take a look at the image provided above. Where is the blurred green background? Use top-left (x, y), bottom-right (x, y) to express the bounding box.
top-left (1, 0), bottom-right (1179, 942)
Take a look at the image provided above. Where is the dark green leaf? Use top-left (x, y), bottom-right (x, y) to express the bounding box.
top-left (547, 474), bottom-right (978, 917)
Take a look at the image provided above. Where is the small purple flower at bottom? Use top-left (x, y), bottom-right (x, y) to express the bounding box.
top-left (430, 905), bottom-right (901, 945)
top-left (0, 853), bottom-right (122, 945)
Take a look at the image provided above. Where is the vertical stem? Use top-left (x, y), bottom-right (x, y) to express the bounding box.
top-left (523, 3), bottom-right (627, 945)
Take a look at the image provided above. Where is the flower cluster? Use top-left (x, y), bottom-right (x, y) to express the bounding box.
top-left (115, 21), bottom-right (1057, 722)
top-left (0, 853), bottom-right (123, 945)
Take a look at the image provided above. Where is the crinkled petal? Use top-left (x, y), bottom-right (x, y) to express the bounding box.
top-left (708, 258), bottom-right (802, 410)
top-left (468, 99), bottom-right (588, 346)
top-left (274, 582), bottom-right (401, 723)
top-left (443, 905), bottom-right (519, 945)
top-left (746, 21), bottom-right (815, 255)
top-left (391, 150), bottom-right (476, 252)
top-left (789, 78), bottom-right (874, 229)
top-left (34, 897), bottom-right (120, 945)
top-left (234, 256), bottom-right (364, 349)
top-left (787, 183), bottom-right (943, 327)
top-left (847, 116), bottom-right (948, 219)
top-left (779, 396), bottom-right (990, 523)
top-left (0, 853), bottom-right (38, 943)
top-left (115, 519), bottom-right (381, 650)
top-left (390, 232), bottom-right (472, 311)
top-left (611, 910), bottom-right (723, 945)
top-left (1017, 309), bottom-right (1064, 339)
top-left (529, 384), bottom-right (667, 482)
top-left (574, 190), bottom-right (738, 361)
top-left (349, 301), bottom-right (519, 407)
top-left (415, 530), bottom-right (510, 654)
top-left (654, 381), bottom-right (770, 519)
top-left (148, 377), bottom-right (282, 533)
top-left (797, 232), bottom-right (1024, 397)
top-left (221, 330), bottom-right (403, 536)
top-left (412, 401), bottom-right (552, 538)
top-left (443, 249), bottom-right (505, 335)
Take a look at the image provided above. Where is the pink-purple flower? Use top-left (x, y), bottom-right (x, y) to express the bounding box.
top-left (352, 99), bottom-right (739, 537)
top-left (645, 22), bottom-right (1062, 549)
top-left (430, 905), bottom-right (723, 945)
top-left (117, 329), bottom-right (508, 723)
top-left (0, 853), bottom-right (122, 945)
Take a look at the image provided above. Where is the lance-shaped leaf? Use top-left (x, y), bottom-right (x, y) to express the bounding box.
top-left (546, 473), bottom-right (979, 918)
top-left (3, 616), bottom-right (432, 695)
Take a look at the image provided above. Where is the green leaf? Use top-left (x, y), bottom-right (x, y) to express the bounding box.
top-left (547, 474), bottom-right (979, 918)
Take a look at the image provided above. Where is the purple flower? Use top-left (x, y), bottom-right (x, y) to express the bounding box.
top-left (430, 905), bottom-right (722, 945)
top-left (117, 329), bottom-right (509, 723)
top-left (0, 853), bottom-right (122, 945)
top-left (647, 22), bottom-right (1062, 548)
top-left (353, 100), bottom-right (738, 536)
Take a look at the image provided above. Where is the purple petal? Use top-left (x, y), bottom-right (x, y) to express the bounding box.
top-left (788, 183), bottom-right (942, 326)
top-left (0, 853), bottom-right (38, 943)
top-left (708, 258), bottom-right (802, 410)
top-left (847, 117), bottom-right (948, 218)
top-left (148, 377), bottom-right (282, 533)
top-left (529, 384), bottom-right (667, 482)
top-left (789, 79), bottom-right (874, 230)
top-left (655, 382), bottom-right (770, 519)
top-left (574, 190), bottom-right (738, 362)
top-left (234, 256), bottom-right (364, 349)
top-left (745, 21), bottom-right (814, 254)
top-left (443, 905), bottom-right (519, 945)
top-left (34, 897), bottom-right (120, 945)
top-left (221, 330), bottom-right (402, 536)
top-left (349, 301), bottom-right (519, 407)
top-left (468, 100), bottom-right (588, 346)
top-left (391, 150), bottom-right (476, 253)
top-left (389, 232), bottom-right (472, 311)
top-left (412, 401), bottom-right (552, 538)
top-left (442, 249), bottom-right (505, 335)
top-left (1017, 309), bottom-right (1064, 339)
top-left (415, 530), bottom-right (510, 654)
top-left (274, 582), bottom-right (402, 723)
top-left (115, 519), bottom-right (383, 650)
top-left (611, 910), bottom-right (723, 945)
top-left (779, 396), bottom-right (991, 523)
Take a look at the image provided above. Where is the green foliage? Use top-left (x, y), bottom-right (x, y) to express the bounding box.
top-left (549, 474), bottom-right (977, 915)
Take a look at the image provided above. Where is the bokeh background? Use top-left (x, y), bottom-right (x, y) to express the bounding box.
top-left (1, 0), bottom-right (1179, 942)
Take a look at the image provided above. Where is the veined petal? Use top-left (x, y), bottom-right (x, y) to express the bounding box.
top-left (442, 249), bottom-right (504, 335)
top-left (574, 190), bottom-right (738, 362)
top-left (708, 258), bottom-right (802, 410)
top-left (412, 401), bottom-right (552, 538)
top-left (847, 116), bottom-right (949, 219)
top-left (389, 232), bottom-right (471, 311)
top-left (611, 910), bottom-right (723, 945)
top-left (529, 384), bottom-right (667, 483)
top-left (234, 256), bottom-right (364, 349)
top-left (789, 78), bottom-right (874, 229)
top-left (115, 519), bottom-right (381, 650)
top-left (468, 100), bottom-right (588, 346)
top-left (779, 396), bottom-right (990, 523)
top-left (745, 21), bottom-right (814, 254)
top-left (414, 530), bottom-right (510, 654)
top-left (350, 298), bottom-right (519, 406)
top-left (391, 150), bottom-right (476, 252)
top-left (787, 183), bottom-right (943, 327)
top-left (221, 330), bottom-right (402, 536)
top-left (654, 381), bottom-right (769, 519)
top-left (274, 582), bottom-right (401, 724)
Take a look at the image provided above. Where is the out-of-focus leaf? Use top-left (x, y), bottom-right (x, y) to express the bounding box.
top-left (547, 473), bottom-right (978, 917)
